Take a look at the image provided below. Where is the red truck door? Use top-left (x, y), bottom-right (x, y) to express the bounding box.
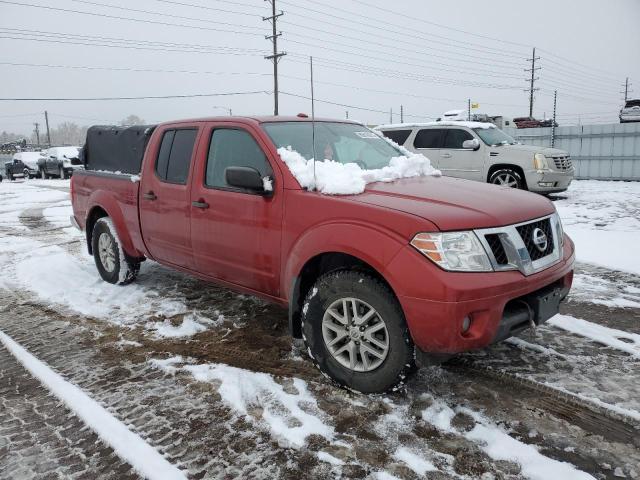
top-left (139, 125), bottom-right (201, 269)
top-left (189, 123), bottom-right (283, 297)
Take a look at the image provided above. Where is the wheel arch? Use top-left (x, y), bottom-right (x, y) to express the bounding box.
top-left (85, 193), bottom-right (142, 260)
top-left (288, 251), bottom-right (401, 339)
top-left (487, 163), bottom-right (528, 189)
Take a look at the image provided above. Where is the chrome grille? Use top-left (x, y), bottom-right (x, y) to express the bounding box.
top-left (475, 213), bottom-right (563, 276)
top-left (516, 218), bottom-right (554, 261)
top-left (552, 155), bottom-right (572, 170)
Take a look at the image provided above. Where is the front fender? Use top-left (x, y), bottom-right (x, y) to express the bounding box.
top-left (86, 191), bottom-right (143, 258)
top-left (282, 221), bottom-right (409, 303)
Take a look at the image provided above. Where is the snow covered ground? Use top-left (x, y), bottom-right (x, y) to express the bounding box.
top-left (1, 178), bottom-right (639, 479)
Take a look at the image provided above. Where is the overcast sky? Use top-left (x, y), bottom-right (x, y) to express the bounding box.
top-left (1, 0), bottom-right (639, 135)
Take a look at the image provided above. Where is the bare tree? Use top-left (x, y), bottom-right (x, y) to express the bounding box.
top-left (119, 114), bottom-right (146, 126)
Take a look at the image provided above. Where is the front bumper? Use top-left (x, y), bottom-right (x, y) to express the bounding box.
top-left (620, 115), bottom-right (640, 123)
top-left (527, 169), bottom-right (574, 193)
top-left (392, 236), bottom-right (575, 354)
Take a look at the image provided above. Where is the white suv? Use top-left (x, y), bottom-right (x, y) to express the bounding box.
top-left (376, 121), bottom-right (574, 194)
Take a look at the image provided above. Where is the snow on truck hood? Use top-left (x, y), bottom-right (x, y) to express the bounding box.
top-left (278, 147), bottom-right (441, 195)
top-left (350, 176), bottom-right (556, 231)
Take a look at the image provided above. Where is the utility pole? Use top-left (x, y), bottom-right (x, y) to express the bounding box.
top-left (622, 77), bottom-right (631, 102)
top-left (345, 110), bottom-right (349, 119)
top-left (263, 0), bottom-right (286, 116)
top-left (551, 90), bottom-right (557, 147)
top-left (400, 105), bottom-right (404, 123)
top-left (468, 98), bottom-right (471, 121)
top-left (525, 47), bottom-right (540, 118)
top-left (33, 122), bottom-right (40, 147)
top-left (389, 107), bottom-right (393, 124)
top-left (44, 111), bottom-right (51, 146)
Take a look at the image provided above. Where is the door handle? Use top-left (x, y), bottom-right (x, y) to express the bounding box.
top-left (192, 200), bottom-right (209, 209)
top-left (441, 152), bottom-right (452, 158)
top-left (143, 191), bottom-right (157, 201)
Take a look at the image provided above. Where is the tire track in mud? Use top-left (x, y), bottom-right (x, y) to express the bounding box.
top-left (3, 184), bottom-right (640, 479)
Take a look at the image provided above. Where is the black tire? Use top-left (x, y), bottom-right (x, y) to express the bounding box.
top-left (7, 172), bottom-right (14, 181)
top-left (489, 168), bottom-right (524, 189)
top-left (91, 217), bottom-right (140, 285)
top-left (302, 270), bottom-right (415, 393)
top-left (23, 168), bottom-right (31, 180)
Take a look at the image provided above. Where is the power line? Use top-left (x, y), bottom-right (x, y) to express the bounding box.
top-left (0, 0), bottom-right (265, 37)
top-left (0, 60), bottom-right (271, 77)
top-left (0, 91), bottom-right (270, 101)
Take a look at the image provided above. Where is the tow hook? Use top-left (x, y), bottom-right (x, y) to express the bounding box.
top-left (518, 299), bottom-right (537, 339)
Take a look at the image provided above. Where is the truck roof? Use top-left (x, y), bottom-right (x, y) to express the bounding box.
top-left (157, 115), bottom-right (361, 126)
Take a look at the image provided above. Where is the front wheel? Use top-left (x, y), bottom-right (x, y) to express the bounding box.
top-left (302, 270), bottom-right (415, 393)
top-left (91, 217), bottom-right (140, 285)
top-left (23, 168), bottom-right (31, 180)
top-left (489, 168), bottom-right (524, 189)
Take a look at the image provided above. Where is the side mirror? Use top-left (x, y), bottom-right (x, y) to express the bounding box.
top-left (225, 166), bottom-right (271, 194)
top-left (462, 138), bottom-right (480, 150)
top-left (50, 155), bottom-right (57, 159)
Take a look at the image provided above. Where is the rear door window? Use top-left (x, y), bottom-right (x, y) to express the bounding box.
top-left (381, 129), bottom-right (412, 146)
top-left (442, 129), bottom-right (474, 149)
top-left (155, 128), bottom-right (197, 184)
top-left (413, 129), bottom-right (444, 149)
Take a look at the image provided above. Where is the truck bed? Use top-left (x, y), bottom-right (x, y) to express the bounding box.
top-left (72, 170), bottom-right (145, 258)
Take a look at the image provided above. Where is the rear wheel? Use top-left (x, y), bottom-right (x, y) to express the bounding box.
top-left (91, 217), bottom-right (140, 285)
top-left (23, 168), bottom-right (31, 180)
top-left (489, 168), bottom-right (524, 189)
top-left (302, 270), bottom-right (414, 393)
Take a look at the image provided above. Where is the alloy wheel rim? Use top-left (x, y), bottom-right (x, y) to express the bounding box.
top-left (98, 233), bottom-right (117, 273)
top-left (493, 173), bottom-right (518, 188)
top-left (321, 297), bottom-right (389, 372)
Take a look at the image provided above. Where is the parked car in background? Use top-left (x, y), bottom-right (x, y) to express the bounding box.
top-left (71, 117), bottom-right (574, 393)
top-left (376, 121), bottom-right (574, 194)
top-left (620, 99), bottom-right (640, 123)
top-left (3, 151), bottom-right (41, 180)
top-left (37, 146), bottom-right (83, 179)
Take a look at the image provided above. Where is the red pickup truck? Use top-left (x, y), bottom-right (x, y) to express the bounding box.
top-left (71, 116), bottom-right (574, 393)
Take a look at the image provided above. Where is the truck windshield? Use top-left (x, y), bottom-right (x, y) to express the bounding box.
top-left (262, 121), bottom-right (404, 169)
top-left (473, 127), bottom-right (517, 146)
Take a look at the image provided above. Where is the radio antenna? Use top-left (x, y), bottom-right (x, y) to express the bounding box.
top-left (310, 55), bottom-right (317, 190)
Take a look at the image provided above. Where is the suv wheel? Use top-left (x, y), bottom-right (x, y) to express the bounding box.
top-left (302, 270), bottom-right (414, 393)
top-left (91, 217), bottom-right (140, 285)
top-left (23, 168), bottom-right (31, 180)
top-left (489, 168), bottom-right (523, 189)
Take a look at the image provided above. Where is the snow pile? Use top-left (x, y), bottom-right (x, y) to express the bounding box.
top-left (393, 448), bottom-right (437, 475)
top-left (548, 314), bottom-right (640, 359)
top-left (153, 358), bottom-right (333, 449)
top-left (149, 312), bottom-right (224, 339)
top-left (0, 330), bottom-right (187, 480)
top-left (376, 120), bottom-right (495, 130)
top-left (278, 146), bottom-right (440, 195)
top-left (420, 396), bottom-right (594, 480)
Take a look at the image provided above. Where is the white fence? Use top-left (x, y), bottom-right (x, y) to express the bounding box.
top-left (503, 123), bottom-right (640, 181)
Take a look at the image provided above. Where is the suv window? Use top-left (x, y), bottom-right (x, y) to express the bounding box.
top-left (381, 129), bottom-right (411, 146)
top-left (155, 129), bottom-right (197, 184)
top-left (442, 129), bottom-right (474, 149)
top-left (413, 129), bottom-right (444, 149)
top-left (206, 128), bottom-right (270, 189)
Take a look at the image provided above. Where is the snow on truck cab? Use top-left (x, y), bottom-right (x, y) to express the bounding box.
top-left (376, 121), bottom-right (574, 194)
top-left (70, 116), bottom-right (574, 393)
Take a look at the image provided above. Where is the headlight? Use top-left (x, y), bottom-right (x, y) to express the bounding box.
top-left (411, 232), bottom-right (493, 272)
top-left (533, 153), bottom-right (549, 170)
top-left (555, 213), bottom-right (565, 247)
